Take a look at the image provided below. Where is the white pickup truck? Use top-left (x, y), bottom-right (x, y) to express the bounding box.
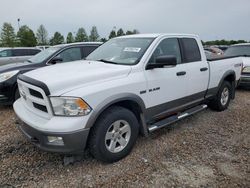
top-left (14, 34), bottom-right (242, 163)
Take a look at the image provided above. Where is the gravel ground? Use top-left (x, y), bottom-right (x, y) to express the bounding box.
top-left (0, 90), bottom-right (249, 187)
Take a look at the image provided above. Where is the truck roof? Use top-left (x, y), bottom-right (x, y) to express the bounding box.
top-left (117, 33), bottom-right (199, 39)
top-left (53, 42), bottom-right (103, 48)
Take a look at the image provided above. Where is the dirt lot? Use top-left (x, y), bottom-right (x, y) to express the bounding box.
top-left (0, 90), bottom-right (249, 187)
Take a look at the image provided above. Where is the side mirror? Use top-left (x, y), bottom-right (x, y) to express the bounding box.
top-left (146, 55), bottom-right (177, 70)
top-left (49, 57), bottom-right (63, 65)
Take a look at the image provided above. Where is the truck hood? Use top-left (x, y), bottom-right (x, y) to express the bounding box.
top-left (242, 57), bottom-right (250, 67)
top-left (24, 60), bottom-right (132, 95)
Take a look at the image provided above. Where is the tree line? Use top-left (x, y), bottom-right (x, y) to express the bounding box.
top-left (0, 22), bottom-right (248, 47)
top-left (0, 22), bottom-right (139, 47)
top-left (203, 39), bottom-right (248, 46)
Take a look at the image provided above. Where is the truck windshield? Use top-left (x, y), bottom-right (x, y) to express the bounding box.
top-left (224, 45), bottom-right (250, 57)
top-left (27, 47), bottom-right (61, 63)
top-left (86, 37), bottom-right (154, 65)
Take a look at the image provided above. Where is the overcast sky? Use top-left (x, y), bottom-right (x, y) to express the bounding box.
top-left (0, 0), bottom-right (249, 41)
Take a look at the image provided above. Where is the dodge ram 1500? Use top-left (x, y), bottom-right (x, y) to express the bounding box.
top-left (14, 34), bottom-right (242, 162)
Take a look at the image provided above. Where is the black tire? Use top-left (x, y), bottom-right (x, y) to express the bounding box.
top-left (209, 81), bottom-right (232, 111)
top-left (14, 89), bottom-right (20, 101)
top-left (89, 106), bottom-right (139, 163)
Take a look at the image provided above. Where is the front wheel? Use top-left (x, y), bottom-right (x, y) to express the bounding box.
top-left (209, 81), bottom-right (232, 111)
top-left (89, 106), bottom-right (139, 163)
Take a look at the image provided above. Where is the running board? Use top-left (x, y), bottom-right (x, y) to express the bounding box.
top-left (148, 104), bottom-right (207, 132)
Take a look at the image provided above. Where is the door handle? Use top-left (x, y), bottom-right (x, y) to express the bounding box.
top-left (176, 71), bottom-right (186, 76)
top-left (200, 67), bottom-right (208, 72)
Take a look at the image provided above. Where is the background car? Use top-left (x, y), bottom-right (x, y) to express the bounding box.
top-left (0, 42), bottom-right (102, 105)
top-left (224, 43), bottom-right (250, 87)
top-left (0, 47), bottom-right (41, 66)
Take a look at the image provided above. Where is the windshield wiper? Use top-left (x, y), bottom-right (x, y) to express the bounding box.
top-left (97, 59), bottom-right (119, 64)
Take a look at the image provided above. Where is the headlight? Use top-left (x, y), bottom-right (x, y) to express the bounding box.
top-left (0, 70), bottom-right (19, 82)
top-left (50, 97), bottom-right (92, 116)
top-left (242, 66), bottom-right (250, 73)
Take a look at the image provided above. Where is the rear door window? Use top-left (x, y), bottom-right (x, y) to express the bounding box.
top-left (56, 47), bottom-right (82, 63)
top-left (29, 49), bottom-right (41, 55)
top-left (180, 38), bottom-right (201, 63)
top-left (12, 49), bottom-right (26, 56)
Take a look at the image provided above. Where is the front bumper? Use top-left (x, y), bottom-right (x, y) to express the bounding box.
top-left (14, 99), bottom-right (90, 154)
top-left (16, 119), bottom-right (90, 154)
top-left (239, 74), bottom-right (250, 87)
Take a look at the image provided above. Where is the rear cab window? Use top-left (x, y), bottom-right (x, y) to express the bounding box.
top-left (180, 38), bottom-right (201, 63)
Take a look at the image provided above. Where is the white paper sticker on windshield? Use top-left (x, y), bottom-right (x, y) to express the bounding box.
top-left (124, 47), bottom-right (141, 53)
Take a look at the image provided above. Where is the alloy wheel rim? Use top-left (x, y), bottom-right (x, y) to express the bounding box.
top-left (221, 87), bottom-right (229, 106)
top-left (105, 120), bottom-right (131, 153)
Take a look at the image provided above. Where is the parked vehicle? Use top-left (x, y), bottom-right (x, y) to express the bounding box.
top-left (0, 42), bottom-right (102, 105)
top-left (0, 47), bottom-right (41, 66)
top-left (36, 46), bottom-right (50, 50)
top-left (14, 34), bottom-right (242, 163)
top-left (204, 46), bottom-right (224, 56)
top-left (224, 43), bottom-right (250, 87)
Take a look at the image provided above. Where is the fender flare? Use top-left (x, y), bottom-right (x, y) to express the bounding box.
top-left (85, 93), bottom-right (148, 134)
top-left (216, 70), bottom-right (236, 99)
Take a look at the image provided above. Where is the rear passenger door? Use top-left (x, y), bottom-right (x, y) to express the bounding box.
top-left (179, 38), bottom-right (209, 99)
top-left (12, 49), bottom-right (30, 63)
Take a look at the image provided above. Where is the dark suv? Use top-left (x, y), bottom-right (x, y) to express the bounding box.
top-left (0, 48), bottom-right (41, 66)
top-left (0, 42), bottom-right (102, 105)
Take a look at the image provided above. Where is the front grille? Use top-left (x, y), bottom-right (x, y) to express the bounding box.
top-left (17, 79), bottom-right (52, 118)
top-left (33, 103), bottom-right (48, 112)
top-left (29, 88), bottom-right (43, 99)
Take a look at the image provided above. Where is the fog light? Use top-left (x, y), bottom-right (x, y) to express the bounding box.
top-left (47, 136), bottom-right (64, 145)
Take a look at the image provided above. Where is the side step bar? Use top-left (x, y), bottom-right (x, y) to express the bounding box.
top-left (148, 104), bottom-right (207, 132)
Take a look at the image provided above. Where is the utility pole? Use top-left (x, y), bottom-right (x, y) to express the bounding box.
top-left (17, 18), bottom-right (20, 30)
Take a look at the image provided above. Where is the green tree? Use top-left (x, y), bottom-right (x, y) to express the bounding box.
top-left (132, 29), bottom-right (139, 34)
top-left (66, 32), bottom-right (74, 43)
top-left (125, 30), bottom-right (134, 35)
top-left (0, 22), bottom-right (16, 47)
top-left (50, 32), bottom-right (64, 45)
top-left (109, 30), bottom-right (116, 39)
top-left (116, 28), bottom-right (124, 36)
top-left (17, 25), bottom-right (37, 47)
top-left (75, 28), bottom-right (88, 42)
top-left (100, 38), bottom-right (107, 42)
top-left (89, 26), bottom-right (99, 41)
top-left (36, 24), bottom-right (48, 45)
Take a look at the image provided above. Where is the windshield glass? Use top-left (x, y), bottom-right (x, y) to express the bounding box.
top-left (27, 47), bottom-right (61, 63)
top-left (86, 37), bottom-right (154, 65)
top-left (224, 45), bottom-right (250, 57)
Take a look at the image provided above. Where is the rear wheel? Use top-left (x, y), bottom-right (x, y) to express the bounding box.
top-left (89, 106), bottom-right (139, 163)
top-left (209, 81), bottom-right (232, 111)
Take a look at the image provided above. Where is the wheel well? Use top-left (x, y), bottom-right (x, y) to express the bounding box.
top-left (92, 100), bottom-right (146, 136)
top-left (224, 74), bottom-right (235, 84)
top-left (223, 73), bottom-right (236, 99)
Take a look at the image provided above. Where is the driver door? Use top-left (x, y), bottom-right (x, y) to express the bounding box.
top-left (143, 38), bottom-right (189, 120)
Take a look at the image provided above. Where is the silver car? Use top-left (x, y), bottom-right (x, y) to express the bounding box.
top-left (0, 47), bottom-right (41, 66)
